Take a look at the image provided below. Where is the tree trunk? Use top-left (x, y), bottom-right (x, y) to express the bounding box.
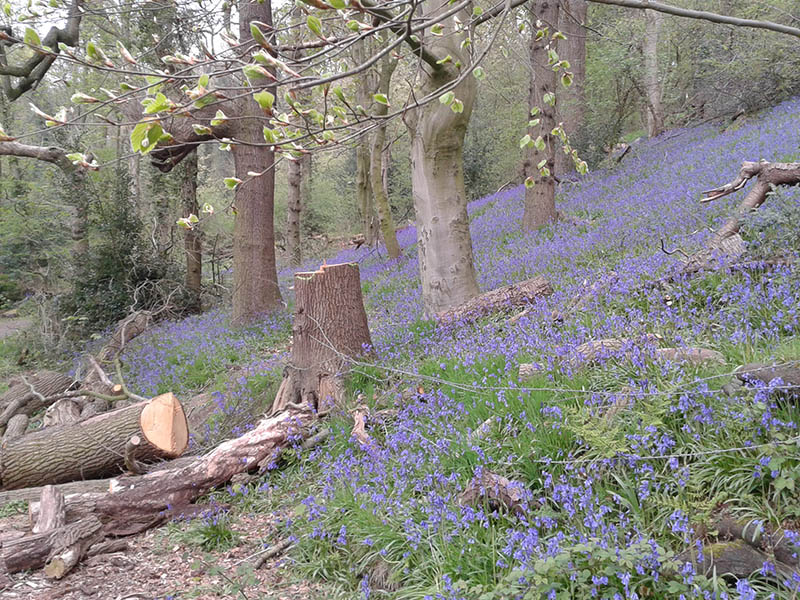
top-left (524, 0), bottom-right (560, 230)
top-left (370, 56), bottom-right (401, 259)
top-left (271, 263), bottom-right (372, 415)
top-left (436, 276), bottom-right (553, 323)
top-left (0, 371), bottom-right (75, 430)
top-left (286, 154), bottom-right (303, 265)
top-left (555, 0), bottom-right (587, 177)
top-left (406, 2), bottom-right (479, 317)
top-left (0, 393), bottom-right (188, 490)
top-left (181, 149), bottom-right (202, 312)
top-left (356, 138), bottom-right (376, 246)
top-left (231, 0), bottom-right (282, 325)
top-left (643, 8), bottom-right (664, 137)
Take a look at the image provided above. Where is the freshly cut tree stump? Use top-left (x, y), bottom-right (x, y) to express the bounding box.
top-left (437, 276), bottom-right (553, 323)
top-left (271, 263), bottom-right (372, 415)
top-left (0, 393), bottom-right (188, 490)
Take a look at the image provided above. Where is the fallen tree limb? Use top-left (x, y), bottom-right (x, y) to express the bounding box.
top-left (437, 276), bottom-right (553, 324)
top-left (0, 371), bottom-right (75, 429)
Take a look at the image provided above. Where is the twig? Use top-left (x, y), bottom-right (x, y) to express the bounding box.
top-left (254, 539), bottom-right (293, 569)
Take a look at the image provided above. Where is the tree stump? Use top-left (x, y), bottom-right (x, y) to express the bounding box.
top-left (271, 263), bottom-right (372, 415)
top-left (0, 393), bottom-right (188, 490)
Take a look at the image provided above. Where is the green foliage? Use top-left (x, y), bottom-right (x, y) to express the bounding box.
top-left (166, 510), bottom-right (241, 552)
top-left (0, 500), bottom-right (27, 518)
top-left (0, 274), bottom-right (22, 309)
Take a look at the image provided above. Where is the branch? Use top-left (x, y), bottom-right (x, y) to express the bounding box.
top-left (588, 0), bottom-right (800, 39)
top-left (0, 141), bottom-right (75, 172)
top-left (0, 0), bottom-right (84, 100)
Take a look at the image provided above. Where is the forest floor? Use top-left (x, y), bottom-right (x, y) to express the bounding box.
top-left (0, 317), bottom-right (31, 341)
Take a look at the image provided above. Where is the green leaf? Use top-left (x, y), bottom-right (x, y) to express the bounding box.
top-left (253, 90), bottom-right (275, 112)
top-left (346, 20), bottom-right (360, 32)
top-left (192, 124), bottom-right (213, 136)
top-left (472, 66), bottom-right (485, 80)
top-left (198, 74), bottom-right (210, 88)
top-left (436, 55), bottom-right (452, 65)
top-left (543, 92), bottom-right (556, 106)
top-left (242, 64), bottom-right (273, 84)
top-left (534, 136), bottom-right (545, 152)
top-left (530, 107), bottom-right (540, 116)
top-left (224, 177), bottom-right (241, 189)
top-left (450, 99), bottom-right (463, 113)
top-left (528, 118), bottom-right (540, 127)
top-left (23, 27), bottom-right (41, 48)
top-left (439, 91), bottom-right (455, 105)
top-left (211, 110), bottom-right (227, 126)
top-left (130, 121), bottom-right (167, 154)
top-left (333, 87), bottom-right (345, 103)
top-left (519, 134), bottom-right (532, 149)
top-left (430, 24), bottom-right (443, 35)
top-left (250, 22), bottom-right (271, 49)
top-left (561, 72), bottom-right (573, 88)
top-left (329, 0), bottom-right (346, 9)
top-left (306, 15), bottom-right (323, 37)
top-left (373, 93), bottom-right (389, 106)
top-left (262, 127), bottom-right (277, 143)
top-left (524, 177), bottom-right (535, 189)
top-left (142, 92), bottom-right (172, 114)
top-left (472, 6), bottom-right (483, 16)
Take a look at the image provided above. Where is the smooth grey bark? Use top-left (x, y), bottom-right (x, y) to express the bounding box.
top-left (370, 56), bottom-right (400, 260)
top-left (555, 0), bottom-right (587, 176)
top-left (643, 8), bottom-right (664, 137)
top-left (523, 0), bottom-right (560, 230)
top-left (286, 155), bottom-right (304, 266)
top-left (406, 1), bottom-right (479, 317)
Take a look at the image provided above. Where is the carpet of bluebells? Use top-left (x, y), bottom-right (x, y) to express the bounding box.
top-left (126, 98), bottom-right (800, 599)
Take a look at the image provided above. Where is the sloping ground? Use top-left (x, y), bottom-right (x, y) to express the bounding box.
top-left (89, 98), bottom-right (800, 599)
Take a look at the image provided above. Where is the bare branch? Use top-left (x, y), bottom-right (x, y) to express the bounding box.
top-left (588, 0), bottom-right (800, 38)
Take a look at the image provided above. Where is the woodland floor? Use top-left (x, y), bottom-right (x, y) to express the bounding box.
top-left (0, 508), bottom-right (315, 600)
top-left (0, 317), bottom-right (32, 341)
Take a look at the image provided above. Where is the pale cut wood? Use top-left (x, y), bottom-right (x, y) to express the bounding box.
top-left (140, 393), bottom-right (187, 455)
top-left (32, 485), bottom-right (66, 534)
top-left (0, 393), bottom-right (188, 490)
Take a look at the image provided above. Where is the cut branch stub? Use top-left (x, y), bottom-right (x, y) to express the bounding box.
top-left (272, 263), bottom-right (372, 415)
top-left (0, 393), bottom-right (188, 490)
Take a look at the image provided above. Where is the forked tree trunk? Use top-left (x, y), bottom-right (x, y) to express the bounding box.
top-left (524, 0), bottom-right (560, 230)
top-left (0, 393), bottom-right (188, 490)
top-left (554, 0), bottom-right (587, 176)
top-left (231, 0), bottom-right (282, 325)
top-left (271, 263), bottom-right (372, 415)
top-left (181, 149), bottom-right (202, 312)
top-left (370, 56), bottom-right (401, 259)
top-left (407, 2), bottom-right (479, 317)
top-left (643, 9), bottom-right (664, 137)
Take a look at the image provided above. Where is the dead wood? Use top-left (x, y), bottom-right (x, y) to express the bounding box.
top-left (736, 362), bottom-right (800, 401)
top-left (350, 407), bottom-right (371, 446)
top-left (33, 485), bottom-right (66, 534)
top-left (3, 414), bottom-right (28, 440)
top-left (0, 371), bottom-right (75, 429)
top-left (0, 393), bottom-right (188, 490)
top-left (43, 399), bottom-right (82, 428)
top-left (271, 263), bottom-right (372, 416)
top-left (654, 347), bottom-right (725, 366)
top-left (458, 471), bottom-right (526, 517)
top-left (437, 276), bottom-right (553, 324)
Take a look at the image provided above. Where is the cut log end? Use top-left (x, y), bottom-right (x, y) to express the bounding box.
top-left (139, 392), bottom-right (188, 457)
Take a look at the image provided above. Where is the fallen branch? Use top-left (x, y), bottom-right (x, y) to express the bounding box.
top-left (438, 276), bottom-right (553, 324)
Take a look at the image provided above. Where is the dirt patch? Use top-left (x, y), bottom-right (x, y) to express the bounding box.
top-left (0, 511), bottom-right (323, 600)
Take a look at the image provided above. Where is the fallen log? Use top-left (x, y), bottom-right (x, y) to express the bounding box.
top-left (437, 276), bottom-right (553, 323)
top-left (0, 371), bottom-right (75, 429)
top-left (549, 271), bottom-right (618, 323)
top-left (43, 398), bottom-right (82, 428)
top-left (736, 362), bottom-right (800, 401)
top-left (0, 392), bottom-right (188, 490)
top-left (3, 414), bottom-right (28, 440)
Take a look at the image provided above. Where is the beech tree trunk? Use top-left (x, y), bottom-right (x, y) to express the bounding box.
top-left (286, 154), bottom-right (304, 265)
top-left (370, 56), bottom-right (401, 259)
top-left (643, 8), bottom-right (664, 137)
top-left (181, 149), bottom-right (202, 312)
top-left (230, 0), bottom-right (282, 325)
top-left (524, 0), bottom-right (560, 230)
top-left (555, 0), bottom-right (587, 177)
top-left (407, 1), bottom-right (479, 317)
top-left (0, 393), bottom-right (188, 490)
top-left (271, 263), bottom-right (372, 415)
top-left (357, 137), bottom-right (377, 246)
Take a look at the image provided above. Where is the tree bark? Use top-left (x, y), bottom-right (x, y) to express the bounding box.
top-left (231, 0), bottom-right (282, 325)
top-left (436, 276), bottom-right (553, 323)
top-left (0, 371), bottom-right (75, 430)
top-left (406, 1), bottom-right (479, 317)
top-left (181, 149), bottom-right (202, 312)
top-left (555, 0), bottom-right (587, 177)
top-left (0, 393), bottom-right (188, 490)
top-left (524, 0), bottom-right (560, 229)
top-left (271, 263), bottom-right (372, 415)
top-left (286, 154), bottom-right (304, 265)
top-left (370, 56), bottom-right (401, 259)
top-left (356, 138), bottom-right (377, 246)
top-left (643, 8), bottom-right (664, 137)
